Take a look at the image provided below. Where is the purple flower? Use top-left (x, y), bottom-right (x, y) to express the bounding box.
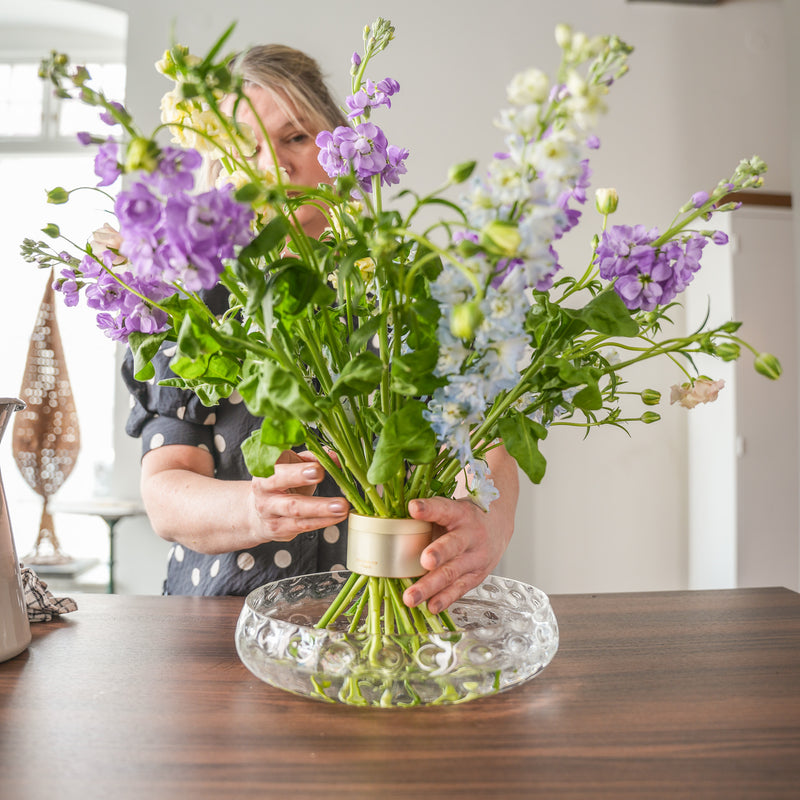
top-left (345, 77), bottom-right (400, 119)
top-left (100, 101), bottom-right (126, 126)
top-left (141, 147), bottom-right (202, 194)
top-left (382, 144), bottom-right (409, 186)
top-left (596, 226), bottom-right (708, 311)
top-left (53, 268), bottom-right (81, 307)
top-left (691, 191), bottom-right (709, 208)
top-left (115, 183), bottom-right (163, 231)
top-left (94, 140), bottom-right (121, 187)
top-left (317, 122), bottom-right (409, 192)
top-left (76, 131), bottom-right (92, 146)
top-left (712, 230), bottom-right (728, 245)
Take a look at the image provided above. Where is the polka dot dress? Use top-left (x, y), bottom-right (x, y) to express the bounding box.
top-left (121, 287), bottom-right (348, 596)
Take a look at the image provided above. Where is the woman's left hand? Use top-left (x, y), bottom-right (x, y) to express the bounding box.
top-left (401, 496), bottom-right (510, 615)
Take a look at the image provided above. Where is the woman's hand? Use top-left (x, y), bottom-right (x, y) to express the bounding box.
top-left (402, 446), bottom-right (519, 615)
top-left (248, 450), bottom-right (350, 542)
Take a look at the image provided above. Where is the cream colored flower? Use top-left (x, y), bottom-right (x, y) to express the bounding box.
top-left (670, 378), bottom-right (726, 409)
top-left (90, 223), bottom-right (126, 265)
top-left (507, 68), bottom-right (549, 106)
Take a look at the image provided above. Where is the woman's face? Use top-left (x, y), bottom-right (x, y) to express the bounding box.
top-left (237, 85), bottom-right (332, 239)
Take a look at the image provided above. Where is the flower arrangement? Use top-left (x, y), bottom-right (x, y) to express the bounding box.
top-left (24, 20), bottom-right (780, 647)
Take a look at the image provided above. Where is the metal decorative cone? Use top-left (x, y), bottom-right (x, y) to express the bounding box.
top-left (12, 271), bottom-right (81, 564)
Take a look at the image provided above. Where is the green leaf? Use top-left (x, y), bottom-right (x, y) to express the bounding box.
top-left (565, 290), bottom-right (639, 337)
top-left (366, 401), bottom-right (437, 485)
top-left (498, 412), bottom-right (548, 484)
top-left (257, 413), bottom-right (306, 449)
top-left (241, 431), bottom-right (283, 479)
top-left (238, 215), bottom-right (290, 264)
top-left (571, 380), bottom-right (603, 411)
top-left (238, 360), bottom-right (318, 421)
top-left (331, 351), bottom-right (383, 397)
top-left (390, 347), bottom-right (444, 395)
top-left (128, 331), bottom-right (170, 381)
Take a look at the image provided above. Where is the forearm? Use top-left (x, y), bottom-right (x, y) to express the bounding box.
top-left (456, 444), bottom-right (519, 552)
top-left (141, 467), bottom-right (258, 554)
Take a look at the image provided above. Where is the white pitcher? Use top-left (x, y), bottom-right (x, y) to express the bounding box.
top-left (0, 398), bottom-right (31, 662)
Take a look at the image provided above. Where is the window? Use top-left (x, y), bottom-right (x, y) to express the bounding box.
top-left (0, 54), bottom-right (126, 584)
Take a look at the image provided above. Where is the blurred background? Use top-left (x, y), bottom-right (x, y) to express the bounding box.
top-left (1, 0), bottom-right (797, 595)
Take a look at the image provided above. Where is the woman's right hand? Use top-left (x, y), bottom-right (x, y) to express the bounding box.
top-left (248, 449), bottom-right (350, 541)
top-left (140, 445), bottom-right (349, 553)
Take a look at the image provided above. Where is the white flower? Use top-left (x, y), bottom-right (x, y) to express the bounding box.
top-left (506, 68), bottom-right (549, 106)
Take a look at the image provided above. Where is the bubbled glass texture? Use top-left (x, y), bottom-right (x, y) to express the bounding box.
top-left (235, 571), bottom-right (559, 707)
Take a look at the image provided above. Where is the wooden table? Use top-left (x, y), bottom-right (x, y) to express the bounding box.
top-left (1, 587), bottom-right (798, 799)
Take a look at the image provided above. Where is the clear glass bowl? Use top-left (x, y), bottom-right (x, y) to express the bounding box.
top-left (235, 571), bottom-right (559, 707)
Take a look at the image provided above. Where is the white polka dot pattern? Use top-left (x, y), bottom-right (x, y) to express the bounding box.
top-left (149, 432), bottom-right (165, 449)
top-left (273, 550), bottom-right (292, 569)
top-left (323, 525), bottom-right (340, 544)
top-left (214, 434), bottom-right (227, 453)
top-left (237, 552), bottom-right (255, 571)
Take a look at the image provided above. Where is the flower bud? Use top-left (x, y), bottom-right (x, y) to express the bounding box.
top-left (595, 187), bottom-right (619, 215)
top-left (640, 411), bottom-right (661, 424)
top-left (41, 223), bottom-right (60, 238)
top-left (479, 220), bottom-right (521, 257)
top-left (449, 300), bottom-right (484, 340)
top-left (447, 160), bottom-right (477, 184)
top-left (124, 137), bottom-right (160, 173)
top-left (640, 389), bottom-right (661, 406)
top-left (715, 342), bottom-right (740, 362)
top-left (46, 187), bottom-right (70, 205)
top-left (555, 24), bottom-right (573, 50)
top-left (754, 352), bottom-right (782, 380)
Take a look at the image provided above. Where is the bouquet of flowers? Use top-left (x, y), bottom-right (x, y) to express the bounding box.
top-left (23, 19), bottom-right (780, 642)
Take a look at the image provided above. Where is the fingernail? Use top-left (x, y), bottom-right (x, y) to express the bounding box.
top-left (303, 465), bottom-right (321, 479)
top-left (328, 500), bottom-right (347, 514)
top-left (428, 601), bottom-right (440, 615)
top-left (410, 499), bottom-right (424, 514)
top-left (405, 591), bottom-right (420, 607)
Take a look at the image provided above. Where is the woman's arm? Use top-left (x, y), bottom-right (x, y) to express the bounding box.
top-left (402, 444), bottom-right (519, 614)
top-left (139, 445), bottom-right (350, 554)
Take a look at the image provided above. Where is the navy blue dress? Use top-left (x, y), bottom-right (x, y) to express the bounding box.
top-left (121, 290), bottom-right (348, 596)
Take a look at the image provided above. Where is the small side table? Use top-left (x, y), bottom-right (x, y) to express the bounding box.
top-left (49, 499), bottom-right (145, 593)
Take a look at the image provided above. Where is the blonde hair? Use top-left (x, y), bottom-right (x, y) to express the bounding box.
top-left (233, 44), bottom-right (347, 135)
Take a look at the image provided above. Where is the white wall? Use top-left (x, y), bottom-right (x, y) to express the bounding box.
top-left (8, 0), bottom-right (799, 594)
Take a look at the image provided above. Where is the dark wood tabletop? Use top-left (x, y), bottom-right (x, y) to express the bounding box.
top-left (1, 586), bottom-right (798, 799)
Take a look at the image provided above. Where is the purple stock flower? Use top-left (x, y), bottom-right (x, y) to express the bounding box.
top-left (53, 268), bottom-right (81, 307)
top-left (141, 147), bottom-right (202, 194)
top-left (99, 101), bottom-right (126, 126)
top-left (317, 122), bottom-right (407, 192)
top-left (596, 226), bottom-right (709, 311)
top-left (691, 191), bottom-right (709, 208)
top-left (115, 182), bottom-right (163, 231)
top-left (76, 131), bottom-right (92, 146)
top-left (94, 140), bottom-right (121, 187)
top-left (345, 78), bottom-right (400, 119)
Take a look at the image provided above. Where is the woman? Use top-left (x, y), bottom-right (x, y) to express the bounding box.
top-left (123, 44), bottom-right (518, 614)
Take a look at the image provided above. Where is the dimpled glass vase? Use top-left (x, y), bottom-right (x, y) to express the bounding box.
top-left (235, 571), bottom-right (559, 707)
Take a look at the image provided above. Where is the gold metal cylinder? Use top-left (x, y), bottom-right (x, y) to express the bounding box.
top-left (346, 514), bottom-right (434, 578)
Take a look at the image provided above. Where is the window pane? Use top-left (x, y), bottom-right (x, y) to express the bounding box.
top-left (0, 153), bottom-right (116, 568)
top-left (0, 63), bottom-right (43, 137)
top-left (58, 63), bottom-right (127, 137)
